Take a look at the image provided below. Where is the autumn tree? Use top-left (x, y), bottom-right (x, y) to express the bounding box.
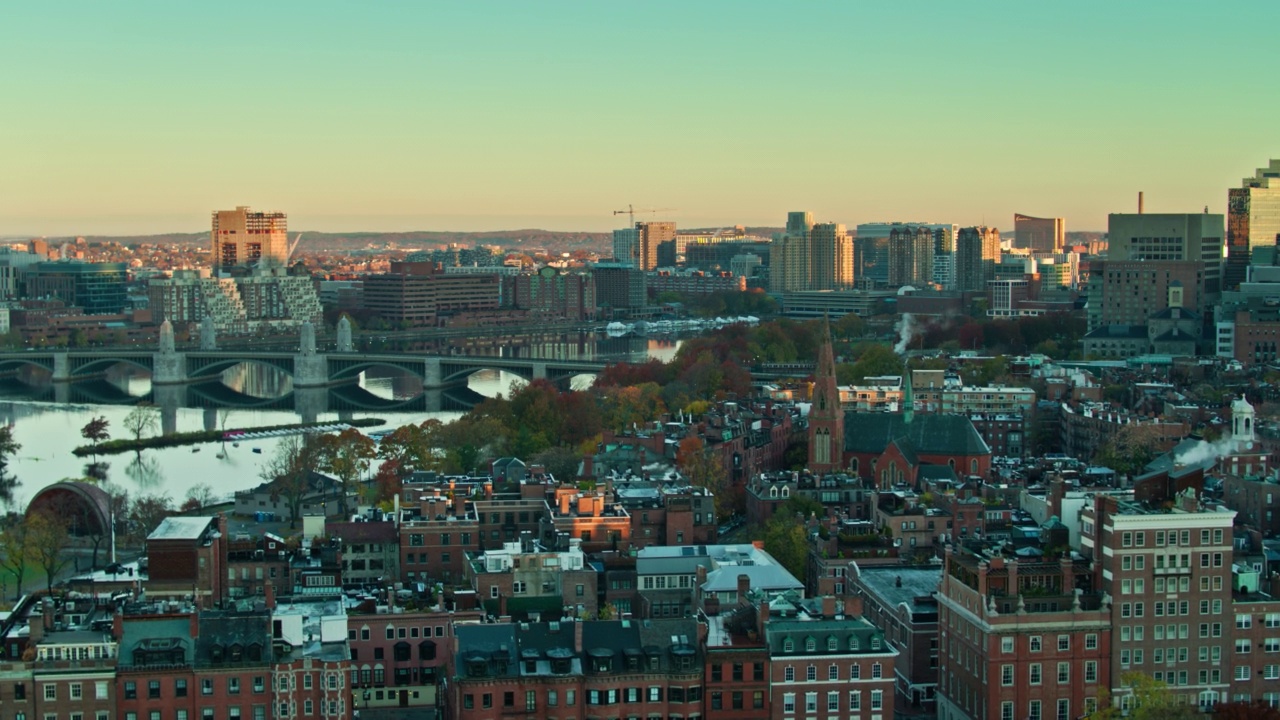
top-left (1214, 701), bottom-right (1280, 720)
top-left (81, 416), bottom-right (110, 462)
top-left (676, 435), bottom-right (731, 520)
top-left (531, 446), bottom-right (582, 481)
top-left (0, 512), bottom-right (35, 600)
top-left (1083, 673), bottom-right (1200, 720)
top-left (760, 514), bottom-right (807, 580)
top-left (181, 483), bottom-right (219, 513)
top-left (316, 428), bottom-right (377, 512)
top-left (0, 425), bottom-right (21, 508)
top-left (262, 434), bottom-right (323, 528)
top-left (128, 494), bottom-right (175, 542)
top-left (1093, 424), bottom-right (1169, 478)
top-left (122, 403), bottom-right (160, 443)
top-left (26, 511), bottom-right (74, 595)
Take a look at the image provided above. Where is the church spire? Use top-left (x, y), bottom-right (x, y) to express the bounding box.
top-left (808, 315), bottom-right (844, 474)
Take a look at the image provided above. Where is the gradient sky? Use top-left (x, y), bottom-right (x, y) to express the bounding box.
top-left (2, 1), bottom-right (1278, 236)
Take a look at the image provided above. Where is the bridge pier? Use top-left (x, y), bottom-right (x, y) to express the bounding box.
top-left (532, 362), bottom-right (547, 381)
top-left (424, 358), bottom-right (443, 388)
top-left (152, 351), bottom-right (187, 384)
top-left (52, 352), bottom-right (70, 383)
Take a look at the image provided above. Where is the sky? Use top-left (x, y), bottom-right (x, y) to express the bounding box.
top-left (2, 1), bottom-right (1279, 237)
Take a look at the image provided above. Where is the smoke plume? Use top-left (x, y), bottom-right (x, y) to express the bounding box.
top-left (893, 313), bottom-right (916, 355)
top-left (1174, 437), bottom-right (1237, 467)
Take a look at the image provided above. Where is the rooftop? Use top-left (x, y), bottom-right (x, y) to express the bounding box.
top-left (855, 566), bottom-right (941, 617)
top-left (148, 516), bottom-right (216, 541)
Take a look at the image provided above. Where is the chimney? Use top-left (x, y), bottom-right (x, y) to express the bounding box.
top-left (264, 579), bottom-right (276, 610)
top-left (822, 596), bottom-right (836, 619)
top-left (843, 594), bottom-right (863, 618)
top-left (574, 616), bottom-right (584, 652)
top-left (758, 600), bottom-right (770, 638)
top-left (697, 565), bottom-right (709, 588)
top-left (1138, 191), bottom-right (1145, 214)
top-left (559, 494), bottom-right (572, 516)
top-left (737, 574), bottom-right (751, 603)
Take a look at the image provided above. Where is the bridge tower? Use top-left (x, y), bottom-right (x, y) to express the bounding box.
top-left (199, 315), bottom-right (216, 350)
top-left (153, 320), bottom-right (187, 385)
top-left (336, 315), bottom-right (353, 353)
top-left (294, 320), bottom-right (328, 387)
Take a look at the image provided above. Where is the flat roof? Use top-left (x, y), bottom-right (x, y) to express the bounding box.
top-left (856, 566), bottom-right (942, 616)
top-left (148, 516), bottom-right (215, 541)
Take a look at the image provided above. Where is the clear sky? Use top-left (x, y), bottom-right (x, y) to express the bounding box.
top-left (2, 1), bottom-right (1278, 236)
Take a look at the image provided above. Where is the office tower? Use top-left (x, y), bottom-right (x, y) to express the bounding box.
top-left (1107, 212), bottom-right (1224, 294)
top-left (1226, 159), bottom-right (1280, 289)
top-left (612, 222), bottom-right (676, 270)
top-left (954, 226), bottom-right (1000, 292)
top-left (887, 226), bottom-right (934, 287)
top-left (810, 222), bottom-right (855, 290)
top-left (1013, 214), bottom-right (1066, 253)
top-left (24, 261), bottom-right (129, 314)
top-left (612, 227), bottom-right (639, 266)
top-left (591, 262), bottom-right (647, 310)
top-left (211, 206), bottom-right (289, 269)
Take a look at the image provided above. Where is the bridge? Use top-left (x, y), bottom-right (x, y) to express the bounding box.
top-left (0, 319), bottom-right (610, 389)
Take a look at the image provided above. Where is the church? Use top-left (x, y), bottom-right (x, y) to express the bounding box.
top-left (808, 322), bottom-right (992, 489)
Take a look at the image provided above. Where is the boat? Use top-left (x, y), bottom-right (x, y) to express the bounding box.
top-left (215, 453), bottom-right (225, 459)
top-left (232, 442), bottom-right (239, 448)
top-left (191, 448), bottom-right (200, 453)
top-left (252, 448), bottom-right (262, 454)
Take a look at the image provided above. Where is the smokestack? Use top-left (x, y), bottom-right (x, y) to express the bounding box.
top-left (1138, 192), bottom-right (1145, 214)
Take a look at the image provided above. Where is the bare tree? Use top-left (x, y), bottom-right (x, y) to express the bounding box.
top-left (122, 403), bottom-right (160, 444)
top-left (262, 434), bottom-right (323, 529)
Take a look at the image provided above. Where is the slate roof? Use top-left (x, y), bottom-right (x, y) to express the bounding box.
top-left (195, 612), bottom-right (272, 667)
top-left (843, 413), bottom-right (990, 457)
top-left (917, 464), bottom-right (958, 483)
top-left (1150, 306), bottom-right (1201, 321)
top-left (1151, 327), bottom-right (1198, 343)
top-left (765, 615), bottom-right (893, 657)
top-left (1083, 325), bottom-right (1149, 340)
top-left (326, 520), bottom-right (398, 545)
top-left (118, 617), bottom-right (195, 669)
top-left (148, 516), bottom-right (216, 541)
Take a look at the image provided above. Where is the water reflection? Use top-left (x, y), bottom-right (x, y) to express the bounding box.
top-left (124, 453), bottom-right (163, 490)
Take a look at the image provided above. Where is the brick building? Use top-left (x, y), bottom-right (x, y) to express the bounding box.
top-left (464, 534), bottom-right (599, 620)
top-left (849, 565), bottom-right (941, 712)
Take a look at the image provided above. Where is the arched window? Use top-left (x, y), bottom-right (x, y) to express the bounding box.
top-left (805, 636), bottom-right (816, 652)
top-left (849, 636), bottom-right (860, 652)
top-left (783, 638), bottom-right (795, 652)
top-left (970, 459), bottom-right (978, 474)
top-left (781, 486), bottom-right (791, 498)
top-left (827, 636), bottom-right (838, 652)
top-left (770, 486), bottom-right (778, 498)
top-left (850, 457), bottom-right (859, 473)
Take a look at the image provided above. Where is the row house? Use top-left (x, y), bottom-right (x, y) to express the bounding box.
top-left (465, 534), bottom-right (599, 620)
top-left (704, 605), bottom-right (771, 720)
top-left (2, 596), bottom-right (118, 720)
top-left (1059, 401), bottom-right (1188, 466)
top-left (635, 545), bottom-right (803, 620)
top-left (616, 481), bottom-right (718, 549)
top-left (345, 605), bottom-right (484, 712)
top-left (848, 565), bottom-right (941, 713)
top-left (325, 520), bottom-right (399, 588)
top-left (763, 593), bottom-right (898, 720)
top-left (541, 488), bottom-right (632, 554)
top-left (399, 488), bottom-right (480, 585)
top-left (225, 532), bottom-right (290, 601)
top-left (745, 472), bottom-right (872, 529)
top-left (451, 618), bottom-right (704, 720)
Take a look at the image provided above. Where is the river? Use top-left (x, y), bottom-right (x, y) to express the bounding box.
top-left (0, 335), bottom-right (685, 508)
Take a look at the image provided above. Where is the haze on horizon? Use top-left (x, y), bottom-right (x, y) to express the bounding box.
top-left (2, 1), bottom-right (1278, 238)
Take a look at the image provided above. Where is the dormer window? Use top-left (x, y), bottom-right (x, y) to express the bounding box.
top-left (870, 636), bottom-right (881, 650)
top-left (827, 636), bottom-right (838, 652)
top-left (805, 637), bottom-right (816, 652)
top-left (783, 638), bottom-right (795, 652)
top-left (210, 645), bottom-right (224, 664)
top-left (849, 637), bottom-right (860, 652)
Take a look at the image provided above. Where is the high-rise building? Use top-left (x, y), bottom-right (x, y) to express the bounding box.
top-left (1107, 212), bottom-right (1224, 294)
top-left (363, 261), bottom-right (500, 326)
top-left (1013, 214), bottom-right (1065, 253)
top-left (591, 262), bottom-right (647, 311)
top-left (809, 222), bottom-right (855, 290)
top-left (211, 206), bottom-right (289, 269)
top-left (611, 221), bottom-right (676, 270)
top-left (954, 226), bottom-right (1000, 292)
top-left (887, 226), bottom-right (934, 287)
top-left (770, 212), bottom-right (814, 294)
top-left (855, 222), bottom-right (957, 286)
top-left (503, 267), bottom-right (597, 321)
top-left (1226, 160), bottom-right (1280, 289)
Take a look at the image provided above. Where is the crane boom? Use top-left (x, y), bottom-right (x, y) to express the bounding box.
top-left (611, 205), bottom-right (677, 225)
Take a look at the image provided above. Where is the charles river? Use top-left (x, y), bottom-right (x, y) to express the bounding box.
top-left (0, 331), bottom-right (684, 507)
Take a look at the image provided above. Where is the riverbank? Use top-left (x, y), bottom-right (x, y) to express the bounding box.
top-left (72, 417), bottom-right (387, 457)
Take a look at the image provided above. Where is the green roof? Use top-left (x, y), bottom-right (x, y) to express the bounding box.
top-left (843, 412), bottom-right (990, 457)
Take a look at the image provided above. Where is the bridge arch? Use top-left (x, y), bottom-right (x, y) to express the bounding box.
top-left (439, 364), bottom-right (534, 386)
top-left (186, 356), bottom-right (296, 380)
top-left (329, 359), bottom-right (428, 382)
top-left (0, 357), bottom-right (56, 374)
top-left (70, 356), bottom-right (154, 377)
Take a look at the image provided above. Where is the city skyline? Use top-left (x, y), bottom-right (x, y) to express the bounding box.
top-left (2, 2), bottom-right (1279, 237)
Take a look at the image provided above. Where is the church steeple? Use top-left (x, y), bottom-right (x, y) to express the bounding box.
top-left (808, 315), bottom-right (844, 474)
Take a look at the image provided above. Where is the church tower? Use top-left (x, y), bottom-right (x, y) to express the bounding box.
top-left (1232, 394), bottom-right (1256, 446)
top-left (809, 317), bottom-right (844, 474)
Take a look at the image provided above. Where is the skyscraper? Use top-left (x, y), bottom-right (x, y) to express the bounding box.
top-left (1013, 214), bottom-right (1065, 253)
top-left (887, 225), bottom-right (933, 287)
top-left (611, 221), bottom-right (676, 270)
top-left (954, 226), bottom-right (1000, 292)
top-left (809, 222), bottom-right (855, 290)
top-left (1226, 159), bottom-right (1280, 289)
top-left (212, 206), bottom-right (289, 269)
top-left (770, 211), bottom-right (814, 293)
top-left (855, 222), bottom-right (957, 286)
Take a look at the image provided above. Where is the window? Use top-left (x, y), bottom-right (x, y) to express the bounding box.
top-left (754, 662), bottom-right (765, 681)
top-left (44, 685), bottom-right (56, 701)
top-left (754, 691), bottom-right (764, 709)
top-left (1002, 702), bottom-right (1015, 720)
top-left (1266, 666), bottom-right (1280, 680)
top-left (548, 691), bottom-right (558, 707)
top-left (805, 692), bottom-right (817, 713)
top-left (806, 665), bottom-right (816, 681)
top-left (1086, 633), bottom-right (1097, 650)
top-left (1002, 636), bottom-right (1015, 653)
top-left (71, 683), bottom-right (83, 700)
top-left (1030, 636), bottom-right (1042, 652)
top-left (827, 664), bottom-right (838, 680)
top-left (149, 681), bottom-right (160, 699)
top-left (711, 693), bottom-right (722, 711)
top-left (525, 691), bottom-right (536, 712)
top-left (1239, 640), bottom-right (1253, 654)
top-left (872, 662), bottom-right (882, 679)
top-left (1002, 665), bottom-right (1014, 686)
top-left (1058, 635), bottom-right (1070, 652)
top-left (1239, 614), bottom-right (1254, 630)
top-left (784, 666), bottom-right (794, 682)
top-left (1058, 661), bottom-right (1070, 684)
top-left (783, 693), bottom-right (795, 714)
top-left (97, 681), bottom-right (109, 699)
top-left (1030, 664), bottom-right (1043, 686)
top-left (176, 679), bottom-right (188, 697)
top-left (125, 682), bottom-right (137, 700)
top-left (228, 678), bottom-right (240, 695)
top-left (850, 691), bottom-right (862, 711)
top-left (1085, 661), bottom-right (1098, 683)
top-left (202, 679), bottom-right (213, 696)
top-left (827, 692), bottom-right (839, 712)
top-left (1029, 699), bottom-right (1042, 720)
top-left (1237, 665), bottom-right (1252, 681)
top-left (1057, 699), bottom-right (1070, 720)
top-left (871, 690), bottom-right (883, 711)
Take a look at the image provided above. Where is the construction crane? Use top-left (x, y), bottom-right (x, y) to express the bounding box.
top-left (612, 205), bottom-right (676, 225)
top-left (285, 233), bottom-right (303, 264)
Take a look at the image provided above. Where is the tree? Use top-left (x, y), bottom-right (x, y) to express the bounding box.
top-left (181, 483), bottom-right (219, 513)
top-left (127, 494), bottom-right (175, 542)
top-left (262, 434), bottom-right (323, 529)
top-left (316, 428), bottom-right (377, 514)
top-left (676, 436), bottom-right (732, 520)
top-left (0, 513), bottom-right (35, 600)
top-left (760, 515), bottom-right (808, 580)
top-left (81, 416), bottom-right (110, 462)
top-left (1093, 424), bottom-right (1168, 478)
top-left (26, 510), bottom-right (73, 595)
top-left (1083, 673), bottom-right (1200, 720)
top-left (0, 425), bottom-right (21, 508)
top-left (531, 446), bottom-right (582, 481)
top-left (122, 403), bottom-right (160, 443)
top-left (846, 344), bottom-right (903, 383)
